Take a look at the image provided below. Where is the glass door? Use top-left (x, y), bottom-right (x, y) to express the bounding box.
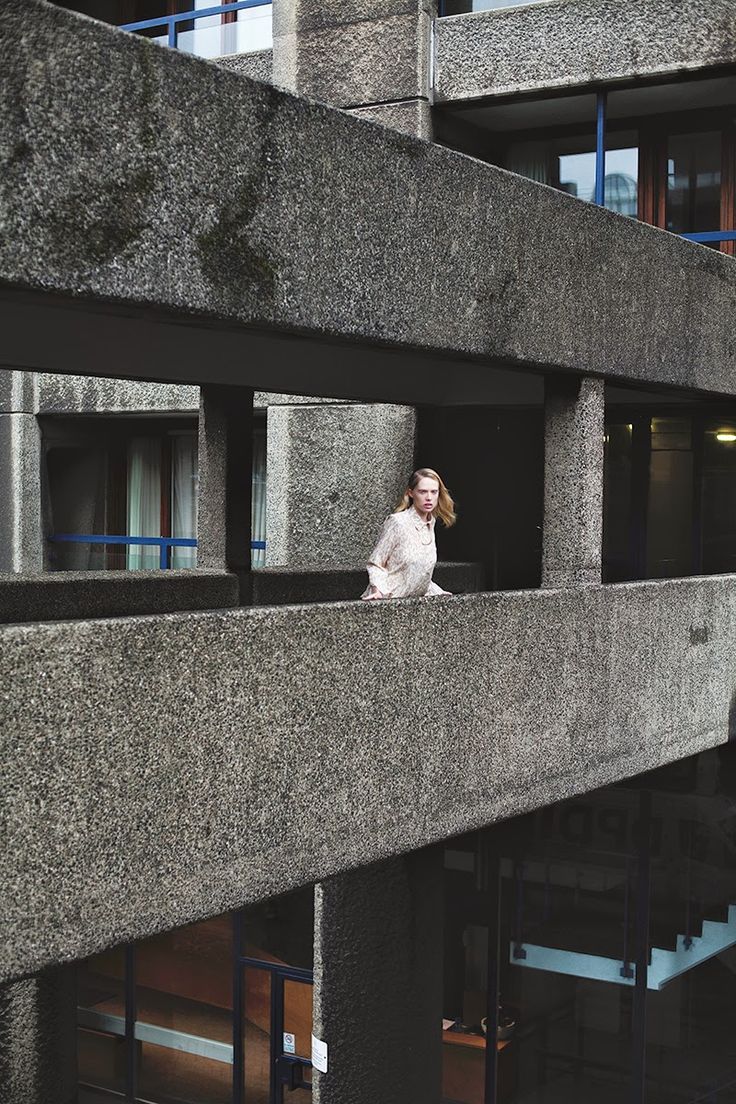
top-left (241, 963), bottom-right (313, 1103)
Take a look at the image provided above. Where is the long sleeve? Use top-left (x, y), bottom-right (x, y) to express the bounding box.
top-left (425, 579), bottom-right (450, 596)
top-left (365, 516), bottom-right (399, 595)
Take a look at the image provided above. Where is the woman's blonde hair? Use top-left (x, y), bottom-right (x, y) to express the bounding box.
top-left (395, 468), bottom-right (457, 528)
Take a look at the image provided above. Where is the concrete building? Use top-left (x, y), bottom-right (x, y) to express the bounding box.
top-left (2, 1), bottom-right (736, 1102)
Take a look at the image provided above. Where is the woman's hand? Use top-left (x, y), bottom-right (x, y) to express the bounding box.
top-left (362, 585), bottom-right (385, 600)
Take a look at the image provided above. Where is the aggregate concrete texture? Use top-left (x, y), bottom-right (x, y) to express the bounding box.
top-left (37, 373), bottom-right (199, 415)
top-left (0, 967), bottom-right (76, 1104)
top-left (3, 2), bottom-right (736, 399)
top-left (266, 403), bottom-right (416, 568)
top-left (542, 375), bottom-right (604, 588)
top-left (273, 4), bottom-right (431, 106)
top-left (215, 48), bottom-right (273, 83)
top-left (0, 414), bottom-right (43, 573)
top-left (0, 371), bottom-right (37, 414)
top-left (434, 0), bottom-right (736, 103)
top-left (2, 574), bottom-right (735, 982)
top-left (0, 570), bottom-right (238, 624)
top-left (314, 850), bottom-right (443, 1104)
top-left (249, 560), bottom-right (484, 603)
top-left (349, 99), bottom-right (433, 139)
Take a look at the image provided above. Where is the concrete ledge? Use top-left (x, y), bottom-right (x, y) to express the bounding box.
top-left (215, 48), bottom-right (273, 83)
top-left (0, 570), bottom-right (238, 623)
top-left (248, 561), bottom-right (484, 604)
top-left (2, 2), bottom-right (736, 400)
top-left (1, 574), bottom-right (735, 980)
top-left (434, 0), bottom-right (736, 103)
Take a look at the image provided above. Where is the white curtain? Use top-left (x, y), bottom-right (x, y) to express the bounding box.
top-left (251, 423), bottom-right (267, 568)
top-left (505, 141), bottom-right (553, 186)
top-left (127, 438), bottom-right (161, 570)
top-left (171, 434), bottom-right (198, 568)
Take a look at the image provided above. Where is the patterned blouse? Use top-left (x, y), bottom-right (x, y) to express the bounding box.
top-left (361, 508), bottom-right (450, 599)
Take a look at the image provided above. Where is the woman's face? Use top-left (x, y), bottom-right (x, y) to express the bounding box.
top-left (409, 477), bottom-right (440, 516)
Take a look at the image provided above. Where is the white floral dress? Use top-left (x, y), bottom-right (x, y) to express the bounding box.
top-left (361, 508), bottom-right (450, 599)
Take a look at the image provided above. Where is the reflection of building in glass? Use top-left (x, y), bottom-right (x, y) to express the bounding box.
top-left (605, 172), bottom-right (638, 217)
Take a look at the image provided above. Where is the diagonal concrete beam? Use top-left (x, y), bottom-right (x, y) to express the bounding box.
top-left (1, 0), bottom-right (736, 400)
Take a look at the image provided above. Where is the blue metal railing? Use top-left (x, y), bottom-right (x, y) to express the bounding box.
top-left (121, 1), bottom-right (270, 50)
top-left (49, 534), bottom-right (266, 570)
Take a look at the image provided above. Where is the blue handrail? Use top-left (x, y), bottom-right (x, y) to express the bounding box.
top-left (681, 230), bottom-right (736, 243)
top-left (49, 533), bottom-right (266, 570)
top-left (122, 1), bottom-right (269, 49)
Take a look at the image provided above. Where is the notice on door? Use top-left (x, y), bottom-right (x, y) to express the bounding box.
top-left (311, 1034), bottom-right (328, 1073)
top-left (283, 1032), bottom-right (296, 1055)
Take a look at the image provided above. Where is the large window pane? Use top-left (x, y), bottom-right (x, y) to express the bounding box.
top-left (667, 131), bottom-right (721, 235)
top-left (646, 417), bottom-right (693, 579)
top-left (701, 423), bottom-right (736, 574)
top-left (136, 915), bottom-right (233, 1104)
top-left (240, 886), bottom-right (314, 970)
top-left (77, 947), bottom-right (127, 1095)
top-left (646, 761), bottom-right (736, 1102)
top-left (506, 131), bottom-right (638, 215)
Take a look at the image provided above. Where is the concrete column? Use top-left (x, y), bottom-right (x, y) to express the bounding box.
top-left (542, 375), bottom-right (604, 588)
top-left (273, 0), bottom-right (434, 139)
top-left (266, 403), bottom-right (415, 569)
top-left (313, 849), bottom-right (443, 1104)
top-left (0, 370), bottom-right (43, 573)
top-left (0, 966), bottom-right (77, 1104)
top-left (197, 386), bottom-right (254, 574)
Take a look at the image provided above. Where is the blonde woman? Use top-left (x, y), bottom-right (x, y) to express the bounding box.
top-left (361, 468), bottom-right (456, 600)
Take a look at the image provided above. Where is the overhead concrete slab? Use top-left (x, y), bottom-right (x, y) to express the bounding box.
top-left (1, 1), bottom-right (736, 400)
top-left (434, 0), bottom-right (736, 104)
top-left (1, 573), bottom-right (734, 982)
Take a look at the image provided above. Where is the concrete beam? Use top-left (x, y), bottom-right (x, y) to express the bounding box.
top-left (0, 569), bottom-right (238, 624)
top-left (2, 2), bottom-right (736, 399)
top-left (1, 574), bottom-right (734, 982)
top-left (434, 0), bottom-right (736, 104)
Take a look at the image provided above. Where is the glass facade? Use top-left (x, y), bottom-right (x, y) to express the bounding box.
top-left (443, 744), bottom-right (736, 1103)
top-left (77, 885), bottom-right (314, 1104)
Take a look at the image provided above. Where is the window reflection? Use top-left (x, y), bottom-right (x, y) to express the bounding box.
top-left (443, 746), bottom-right (736, 1103)
top-left (667, 131), bottom-right (722, 235)
top-left (505, 133), bottom-right (638, 216)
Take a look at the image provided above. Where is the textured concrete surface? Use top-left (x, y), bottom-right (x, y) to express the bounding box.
top-left (198, 387), bottom-right (254, 571)
top-left (0, 371), bottom-right (37, 414)
top-left (349, 99), bottom-right (432, 139)
top-left (3, 3), bottom-right (735, 400)
top-left (273, 0), bottom-right (431, 106)
top-left (249, 560), bottom-right (484, 604)
top-left (266, 403), bottom-right (415, 568)
top-left (434, 0), bottom-right (736, 103)
top-left (0, 570), bottom-right (238, 624)
top-left (215, 48), bottom-right (273, 83)
top-left (0, 966), bottom-right (76, 1104)
top-left (37, 373), bottom-right (198, 415)
top-left (542, 375), bottom-right (604, 588)
top-left (1, 573), bottom-right (735, 981)
top-left (0, 414), bottom-right (43, 572)
top-left (314, 850), bottom-right (443, 1104)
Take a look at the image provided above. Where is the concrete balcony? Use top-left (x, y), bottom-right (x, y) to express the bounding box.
top-left (2, 571), bottom-right (734, 986)
top-left (434, 0), bottom-right (736, 105)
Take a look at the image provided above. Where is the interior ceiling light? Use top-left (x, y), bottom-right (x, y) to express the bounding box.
top-left (716, 432), bottom-right (736, 442)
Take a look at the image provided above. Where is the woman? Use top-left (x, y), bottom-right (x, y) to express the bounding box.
top-left (361, 468), bottom-right (456, 600)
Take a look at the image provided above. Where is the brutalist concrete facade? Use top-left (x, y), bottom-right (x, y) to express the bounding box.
top-left (3, 2), bottom-right (736, 1103)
